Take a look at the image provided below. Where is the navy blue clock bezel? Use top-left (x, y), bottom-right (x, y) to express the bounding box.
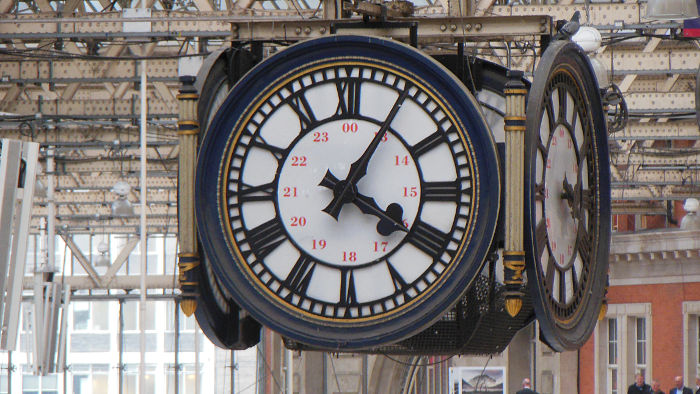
top-left (195, 35), bottom-right (501, 350)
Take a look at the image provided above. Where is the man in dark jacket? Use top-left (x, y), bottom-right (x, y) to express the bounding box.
top-left (652, 379), bottom-right (665, 394)
top-left (628, 374), bottom-right (652, 394)
top-left (516, 378), bottom-right (537, 394)
top-left (670, 376), bottom-right (693, 394)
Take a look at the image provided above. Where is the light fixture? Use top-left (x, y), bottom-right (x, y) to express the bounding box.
top-left (681, 198), bottom-right (700, 230)
top-left (646, 0), bottom-right (699, 20)
top-left (111, 197), bottom-right (134, 216)
top-left (94, 240), bottom-right (111, 267)
top-left (572, 26), bottom-right (602, 53)
top-left (110, 180), bottom-right (134, 216)
top-left (34, 179), bottom-right (47, 198)
top-left (111, 180), bottom-right (131, 196)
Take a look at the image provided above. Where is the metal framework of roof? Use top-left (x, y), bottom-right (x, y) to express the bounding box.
top-left (0, 0), bottom-right (698, 237)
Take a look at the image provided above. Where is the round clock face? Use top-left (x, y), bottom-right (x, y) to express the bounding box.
top-left (196, 36), bottom-right (500, 349)
top-left (524, 40), bottom-right (611, 351)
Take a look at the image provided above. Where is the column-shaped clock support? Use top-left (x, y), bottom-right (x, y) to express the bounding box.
top-left (177, 76), bottom-right (200, 317)
top-left (598, 274), bottom-right (609, 321)
top-left (503, 70), bottom-right (527, 317)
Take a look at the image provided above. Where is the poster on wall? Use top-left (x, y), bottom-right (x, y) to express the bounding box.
top-left (448, 366), bottom-right (505, 394)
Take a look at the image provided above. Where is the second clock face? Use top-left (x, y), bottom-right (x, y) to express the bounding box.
top-left (196, 36), bottom-right (500, 348)
top-left (524, 40), bottom-right (611, 351)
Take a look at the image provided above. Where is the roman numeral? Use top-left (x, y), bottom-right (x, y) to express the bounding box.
top-left (386, 262), bottom-right (407, 292)
top-left (250, 134), bottom-right (287, 162)
top-left (580, 188), bottom-right (593, 211)
top-left (577, 132), bottom-right (591, 169)
top-left (557, 86), bottom-right (568, 122)
top-left (422, 180), bottom-right (468, 202)
top-left (243, 218), bottom-right (287, 260)
top-left (535, 218), bottom-right (548, 258)
top-left (339, 269), bottom-right (358, 307)
top-left (571, 265), bottom-right (579, 293)
top-left (535, 183), bottom-right (546, 202)
top-left (576, 225), bottom-right (593, 264)
top-left (288, 94), bottom-right (316, 130)
top-left (545, 248), bottom-right (556, 294)
top-left (406, 219), bottom-right (448, 257)
top-left (544, 100), bottom-right (556, 137)
top-left (237, 182), bottom-right (275, 203)
top-left (335, 75), bottom-right (362, 116)
top-left (558, 269), bottom-right (566, 303)
top-left (410, 129), bottom-right (444, 157)
top-left (285, 255), bottom-right (316, 296)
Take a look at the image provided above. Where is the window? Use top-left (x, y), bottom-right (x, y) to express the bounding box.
top-left (596, 304), bottom-right (652, 394)
top-left (682, 302), bottom-right (700, 381)
top-left (124, 364), bottom-right (155, 394)
top-left (123, 301), bottom-right (156, 331)
top-left (72, 364), bottom-right (110, 394)
top-left (636, 317), bottom-right (647, 376)
top-left (608, 318), bottom-right (619, 394)
top-left (22, 373), bottom-right (58, 394)
top-left (166, 364), bottom-right (198, 394)
top-left (72, 302), bottom-right (110, 331)
top-left (697, 315), bottom-right (700, 377)
top-left (166, 301), bottom-right (196, 332)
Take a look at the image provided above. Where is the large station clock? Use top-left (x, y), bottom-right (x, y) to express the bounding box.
top-left (524, 40), bottom-right (611, 351)
top-left (195, 35), bottom-right (500, 349)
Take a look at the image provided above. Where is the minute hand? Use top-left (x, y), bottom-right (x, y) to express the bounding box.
top-left (322, 88), bottom-right (410, 219)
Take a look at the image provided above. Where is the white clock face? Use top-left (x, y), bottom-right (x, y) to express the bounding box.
top-left (524, 40), bottom-right (610, 351)
top-left (534, 82), bottom-right (593, 309)
top-left (277, 120), bottom-right (421, 265)
top-left (223, 62), bottom-right (476, 321)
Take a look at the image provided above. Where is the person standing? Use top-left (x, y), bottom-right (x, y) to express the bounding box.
top-left (628, 374), bottom-right (652, 394)
top-left (695, 377), bottom-right (700, 394)
top-left (652, 379), bottom-right (665, 394)
top-left (670, 376), bottom-right (693, 394)
top-left (516, 378), bottom-right (538, 394)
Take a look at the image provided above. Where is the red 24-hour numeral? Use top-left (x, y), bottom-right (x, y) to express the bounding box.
top-left (403, 186), bottom-right (418, 197)
top-left (373, 241), bottom-right (388, 252)
top-left (291, 156), bottom-right (307, 167)
top-left (313, 132), bottom-right (328, 142)
top-left (282, 187), bottom-right (298, 197)
top-left (312, 239), bottom-right (326, 249)
top-left (342, 251), bottom-right (357, 262)
top-left (373, 131), bottom-right (388, 142)
top-left (342, 122), bottom-right (358, 133)
top-left (395, 155), bottom-right (410, 166)
top-left (290, 216), bottom-right (307, 227)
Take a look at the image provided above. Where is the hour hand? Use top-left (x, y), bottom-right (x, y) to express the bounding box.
top-left (321, 89), bottom-right (410, 220)
top-left (320, 170), bottom-right (355, 219)
top-left (561, 175), bottom-right (583, 220)
top-left (319, 171), bottom-right (409, 235)
top-left (354, 197), bottom-right (409, 235)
